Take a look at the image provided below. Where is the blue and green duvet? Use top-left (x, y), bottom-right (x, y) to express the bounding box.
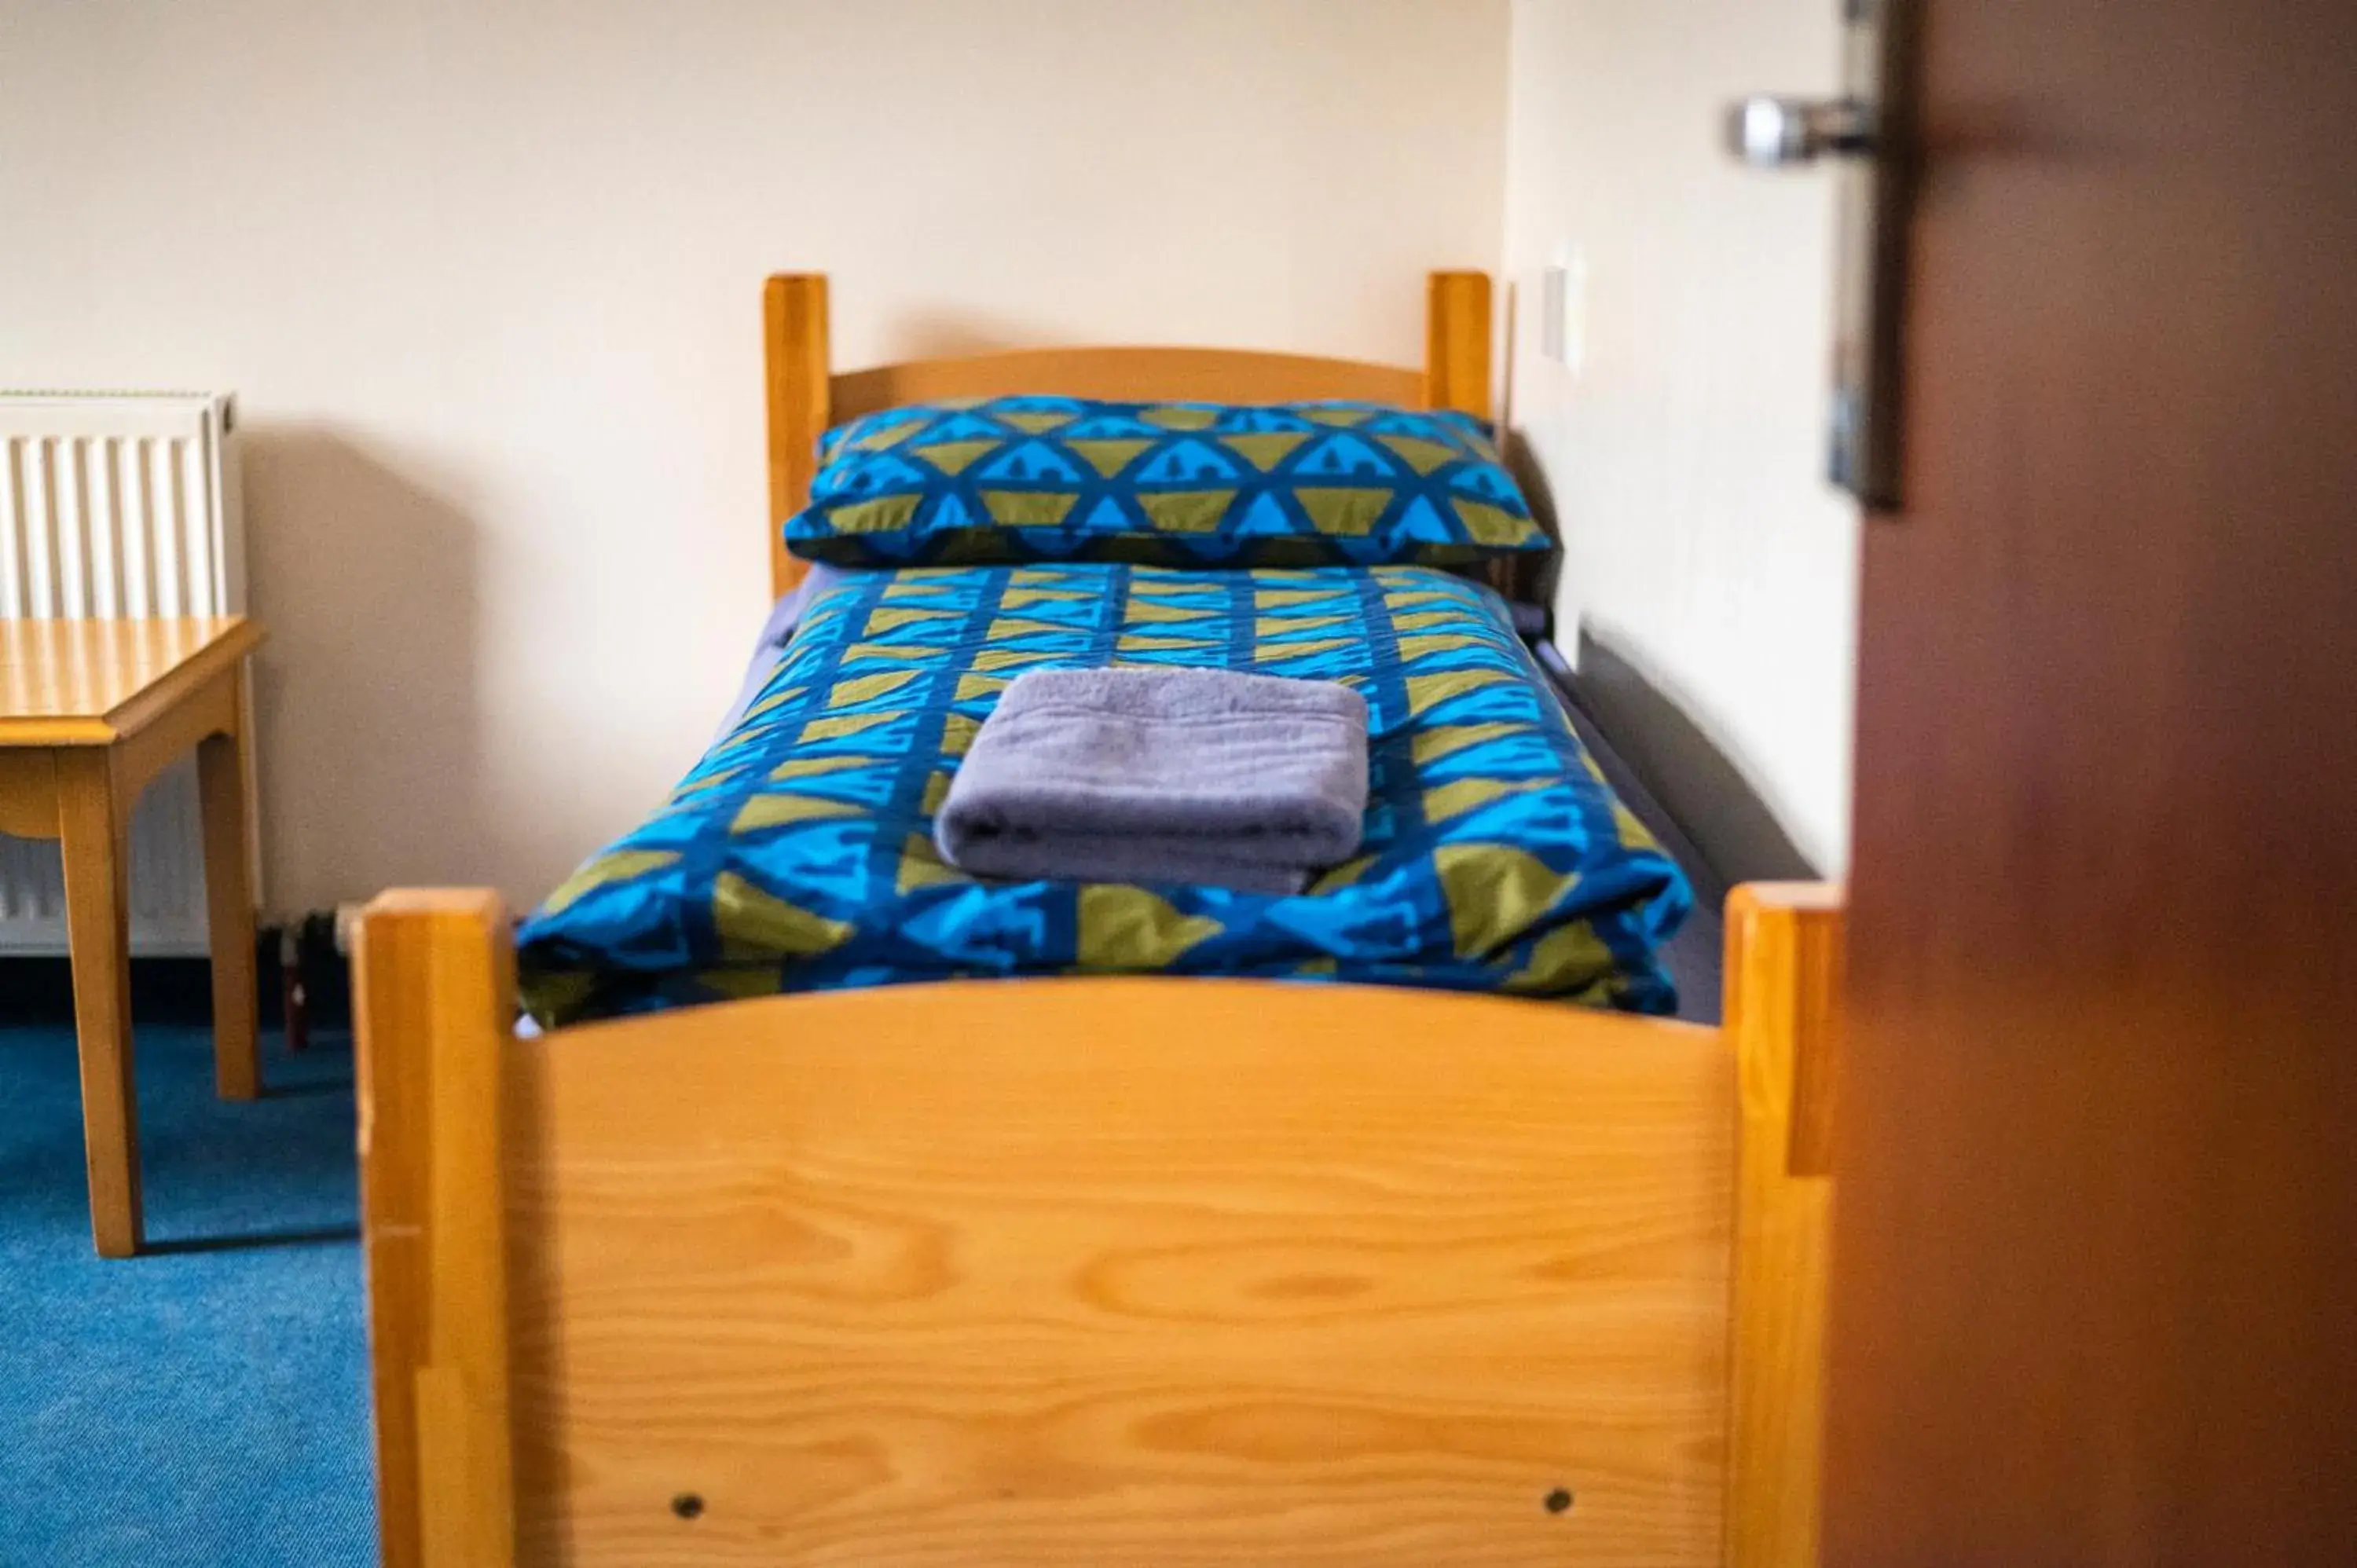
top-left (515, 562), bottom-right (1692, 1026)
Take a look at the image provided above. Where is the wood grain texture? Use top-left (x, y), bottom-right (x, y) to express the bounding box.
top-left (198, 709), bottom-right (258, 1101)
top-left (830, 348), bottom-right (1428, 426)
top-left (0, 749), bottom-right (57, 838)
top-left (764, 273), bottom-right (830, 599)
top-left (504, 976), bottom-right (1735, 1568)
top-left (354, 891), bottom-right (521, 1568)
top-left (0, 616), bottom-right (259, 744)
top-left (56, 748), bottom-right (139, 1258)
top-left (1424, 270), bottom-right (1493, 422)
top-left (1723, 885), bottom-right (1843, 1568)
top-left (109, 661), bottom-right (239, 819)
top-left (1827, 0), bottom-right (2357, 1559)
top-left (0, 617), bottom-right (265, 1252)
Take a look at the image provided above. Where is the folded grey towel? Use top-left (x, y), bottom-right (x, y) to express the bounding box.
top-left (934, 665), bottom-right (1369, 895)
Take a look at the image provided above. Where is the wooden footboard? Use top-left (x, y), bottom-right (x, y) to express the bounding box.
top-left (355, 888), bottom-right (1838, 1568)
top-left (1723, 885), bottom-right (1844, 1568)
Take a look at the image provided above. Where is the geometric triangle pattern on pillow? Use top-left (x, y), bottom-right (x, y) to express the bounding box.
top-left (785, 397), bottom-right (1552, 569)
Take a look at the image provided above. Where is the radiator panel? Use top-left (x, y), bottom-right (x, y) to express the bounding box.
top-left (0, 393), bottom-right (247, 956)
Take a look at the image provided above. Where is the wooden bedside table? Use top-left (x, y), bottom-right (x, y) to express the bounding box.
top-left (0, 616), bottom-right (266, 1258)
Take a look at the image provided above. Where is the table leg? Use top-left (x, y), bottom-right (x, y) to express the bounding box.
top-left (199, 714), bottom-right (260, 1101)
top-left (57, 749), bottom-right (141, 1259)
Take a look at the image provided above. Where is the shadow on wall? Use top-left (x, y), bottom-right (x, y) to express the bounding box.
top-left (237, 426), bottom-right (494, 914)
top-left (1497, 427), bottom-right (1565, 620)
top-left (1567, 625), bottom-right (1821, 892)
top-left (1500, 397), bottom-right (1816, 892)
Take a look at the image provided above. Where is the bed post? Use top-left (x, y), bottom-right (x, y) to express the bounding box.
top-left (1424, 269), bottom-right (1493, 423)
top-left (354, 890), bottom-right (520, 1568)
top-left (1723, 882), bottom-right (1844, 1568)
top-left (764, 273), bottom-right (831, 599)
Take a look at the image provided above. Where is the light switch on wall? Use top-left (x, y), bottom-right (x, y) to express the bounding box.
top-left (1541, 248), bottom-right (1589, 376)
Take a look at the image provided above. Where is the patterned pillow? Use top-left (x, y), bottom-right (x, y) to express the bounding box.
top-left (783, 396), bottom-right (1550, 568)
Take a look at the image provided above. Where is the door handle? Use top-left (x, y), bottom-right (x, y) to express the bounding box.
top-left (1724, 0), bottom-right (1919, 511)
top-left (1726, 96), bottom-right (1879, 167)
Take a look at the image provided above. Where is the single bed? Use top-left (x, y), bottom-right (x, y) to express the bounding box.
top-left (700, 566), bottom-right (1729, 1023)
top-left (353, 272), bottom-right (1834, 1568)
top-left (512, 558), bottom-right (1691, 1024)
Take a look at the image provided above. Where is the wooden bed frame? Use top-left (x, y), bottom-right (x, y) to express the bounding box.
top-left (354, 272), bottom-right (1838, 1568)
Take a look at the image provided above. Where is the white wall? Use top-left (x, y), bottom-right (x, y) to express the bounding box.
top-left (1, 0), bottom-right (1509, 912)
top-left (1502, 0), bottom-right (1858, 876)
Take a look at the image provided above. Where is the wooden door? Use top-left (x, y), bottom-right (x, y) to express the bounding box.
top-left (1826, 1), bottom-right (2357, 1562)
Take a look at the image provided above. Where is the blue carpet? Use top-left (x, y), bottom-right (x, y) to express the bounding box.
top-left (0, 1020), bottom-right (373, 1566)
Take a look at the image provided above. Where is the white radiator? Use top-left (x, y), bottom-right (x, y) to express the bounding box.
top-left (0, 391), bottom-right (250, 955)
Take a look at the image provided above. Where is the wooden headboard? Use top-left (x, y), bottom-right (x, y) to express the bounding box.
top-left (761, 271), bottom-right (1495, 597)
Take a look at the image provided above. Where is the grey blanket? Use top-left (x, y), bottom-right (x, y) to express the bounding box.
top-left (934, 666), bottom-right (1369, 894)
